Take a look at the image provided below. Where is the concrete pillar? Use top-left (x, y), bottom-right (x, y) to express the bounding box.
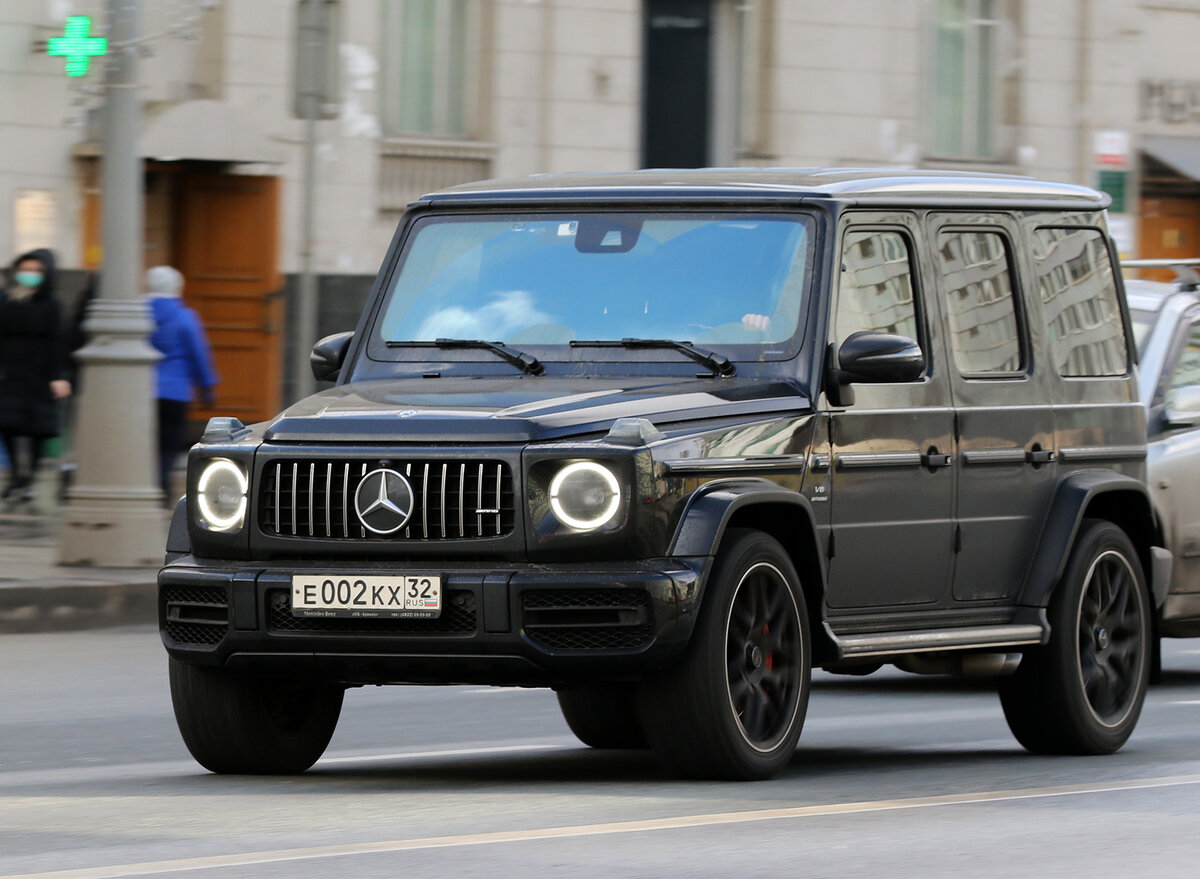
top-left (59, 0), bottom-right (164, 567)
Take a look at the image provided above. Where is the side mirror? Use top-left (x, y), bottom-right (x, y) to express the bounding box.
top-left (311, 331), bottom-right (353, 382)
top-left (827, 332), bottom-right (924, 406)
top-left (1165, 385), bottom-right (1200, 429)
top-left (837, 331), bottom-right (925, 382)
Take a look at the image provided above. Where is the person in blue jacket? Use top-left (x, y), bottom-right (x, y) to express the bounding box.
top-left (145, 265), bottom-right (218, 501)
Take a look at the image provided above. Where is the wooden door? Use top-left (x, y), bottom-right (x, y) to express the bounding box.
top-left (1139, 196), bottom-right (1200, 282)
top-left (177, 173), bottom-right (283, 425)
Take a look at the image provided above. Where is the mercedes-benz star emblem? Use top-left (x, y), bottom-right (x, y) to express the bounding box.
top-left (354, 468), bottom-right (415, 535)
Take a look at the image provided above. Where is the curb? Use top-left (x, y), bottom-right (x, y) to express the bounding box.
top-left (0, 580), bottom-right (157, 634)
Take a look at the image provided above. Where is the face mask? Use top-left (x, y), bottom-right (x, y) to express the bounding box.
top-left (14, 272), bottom-right (43, 289)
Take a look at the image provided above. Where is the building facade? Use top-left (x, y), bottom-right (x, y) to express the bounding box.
top-left (1, 0), bottom-right (1198, 416)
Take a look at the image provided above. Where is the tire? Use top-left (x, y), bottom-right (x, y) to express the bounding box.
top-left (169, 658), bottom-right (344, 774)
top-left (638, 529), bottom-right (811, 780)
top-left (999, 519), bottom-right (1150, 755)
top-left (556, 686), bottom-right (647, 749)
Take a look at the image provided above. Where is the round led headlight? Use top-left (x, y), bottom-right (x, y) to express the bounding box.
top-left (196, 458), bottom-right (248, 532)
top-left (548, 461), bottom-right (621, 531)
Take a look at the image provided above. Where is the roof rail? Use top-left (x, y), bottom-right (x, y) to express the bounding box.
top-left (1119, 258), bottom-right (1200, 268)
top-left (1120, 258), bottom-right (1200, 290)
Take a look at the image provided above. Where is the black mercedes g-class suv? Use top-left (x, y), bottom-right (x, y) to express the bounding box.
top-left (161, 168), bottom-right (1170, 780)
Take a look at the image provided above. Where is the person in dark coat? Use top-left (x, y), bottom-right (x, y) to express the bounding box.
top-left (0, 248), bottom-right (72, 502)
top-left (146, 265), bottom-right (218, 500)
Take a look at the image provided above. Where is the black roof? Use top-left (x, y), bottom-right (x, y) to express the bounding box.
top-left (420, 167), bottom-right (1110, 210)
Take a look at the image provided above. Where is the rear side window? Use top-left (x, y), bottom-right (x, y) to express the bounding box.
top-left (936, 229), bottom-right (1022, 374)
top-left (1165, 322), bottom-right (1200, 407)
top-left (835, 230), bottom-right (920, 349)
top-left (1032, 227), bottom-right (1129, 377)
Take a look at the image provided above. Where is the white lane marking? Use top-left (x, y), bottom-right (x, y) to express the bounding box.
top-left (0, 743), bottom-right (578, 789)
top-left (1169, 700), bottom-right (1200, 705)
top-left (317, 743), bottom-right (572, 765)
top-left (7, 773), bottom-right (1200, 879)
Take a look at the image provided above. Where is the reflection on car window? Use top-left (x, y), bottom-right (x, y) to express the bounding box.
top-left (834, 229), bottom-right (921, 351)
top-left (1032, 227), bottom-right (1128, 377)
top-left (1166, 323), bottom-right (1200, 407)
top-left (376, 213), bottom-right (812, 350)
top-left (936, 230), bottom-right (1023, 374)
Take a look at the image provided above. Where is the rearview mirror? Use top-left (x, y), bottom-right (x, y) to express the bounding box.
top-left (311, 331), bottom-right (353, 382)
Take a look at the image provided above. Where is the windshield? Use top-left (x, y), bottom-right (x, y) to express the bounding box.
top-left (1129, 307), bottom-right (1158, 356)
top-left (370, 212), bottom-right (814, 365)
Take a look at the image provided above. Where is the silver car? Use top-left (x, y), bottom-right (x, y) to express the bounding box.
top-left (1125, 266), bottom-right (1200, 657)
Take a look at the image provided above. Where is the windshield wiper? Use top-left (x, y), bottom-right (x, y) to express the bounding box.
top-left (571, 338), bottom-right (736, 377)
top-left (387, 339), bottom-right (545, 376)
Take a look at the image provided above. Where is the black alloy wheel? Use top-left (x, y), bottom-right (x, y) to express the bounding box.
top-left (638, 528), bottom-right (811, 780)
top-left (1076, 547), bottom-right (1146, 725)
top-left (1000, 519), bottom-right (1150, 755)
top-left (725, 560), bottom-right (806, 752)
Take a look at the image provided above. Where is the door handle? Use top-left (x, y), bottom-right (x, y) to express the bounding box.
top-left (922, 452), bottom-right (953, 468)
top-left (1025, 449), bottom-right (1056, 465)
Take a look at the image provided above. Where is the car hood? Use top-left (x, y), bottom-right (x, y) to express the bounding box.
top-left (263, 376), bottom-right (811, 443)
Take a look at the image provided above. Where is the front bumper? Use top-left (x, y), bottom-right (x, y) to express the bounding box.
top-left (158, 555), bottom-right (708, 686)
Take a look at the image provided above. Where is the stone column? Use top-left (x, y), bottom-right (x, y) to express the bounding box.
top-left (59, 0), bottom-right (164, 567)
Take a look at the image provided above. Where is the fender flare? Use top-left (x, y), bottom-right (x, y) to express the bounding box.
top-left (1020, 471), bottom-right (1169, 609)
top-left (668, 478), bottom-right (821, 563)
top-left (667, 479), bottom-right (833, 659)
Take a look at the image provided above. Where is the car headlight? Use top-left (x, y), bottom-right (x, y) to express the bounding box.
top-left (548, 461), bottom-right (621, 531)
top-left (196, 458), bottom-right (248, 532)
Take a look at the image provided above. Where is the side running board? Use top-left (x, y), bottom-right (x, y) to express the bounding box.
top-left (830, 624), bottom-right (1047, 659)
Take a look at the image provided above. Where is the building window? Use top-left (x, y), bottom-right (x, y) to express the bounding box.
top-left (928, 0), bottom-right (1011, 161)
top-left (379, 0), bottom-right (482, 138)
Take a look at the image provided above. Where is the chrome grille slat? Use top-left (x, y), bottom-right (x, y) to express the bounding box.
top-left (458, 464), bottom-right (465, 537)
top-left (477, 463), bottom-right (484, 535)
top-left (341, 463), bottom-right (349, 538)
top-left (422, 463), bottom-right (430, 539)
top-left (324, 463), bottom-right (332, 537)
top-left (307, 463), bottom-right (315, 536)
top-left (440, 463), bottom-right (448, 538)
top-left (290, 463), bottom-right (298, 536)
top-left (260, 457), bottom-right (514, 541)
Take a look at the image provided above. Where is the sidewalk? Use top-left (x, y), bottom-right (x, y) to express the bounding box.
top-left (0, 476), bottom-right (162, 634)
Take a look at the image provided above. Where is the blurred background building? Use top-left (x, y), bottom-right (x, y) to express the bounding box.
top-left (2, 0), bottom-right (1199, 426)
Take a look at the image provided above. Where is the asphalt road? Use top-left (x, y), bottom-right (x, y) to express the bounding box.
top-left (3, 629), bottom-right (1200, 878)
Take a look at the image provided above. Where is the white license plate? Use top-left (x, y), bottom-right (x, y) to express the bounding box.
top-left (291, 575), bottom-right (442, 619)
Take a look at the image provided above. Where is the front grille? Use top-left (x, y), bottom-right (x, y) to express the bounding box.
top-left (163, 585), bottom-right (229, 646)
top-left (266, 588), bottom-right (477, 635)
top-left (259, 459), bottom-right (515, 540)
top-left (523, 589), bottom-right (655, 651)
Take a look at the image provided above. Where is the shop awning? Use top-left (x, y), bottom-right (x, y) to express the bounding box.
top-left (1142, 135), bottom-right (1200, 180)
top-left (74, 99), bottom-right (284, 164)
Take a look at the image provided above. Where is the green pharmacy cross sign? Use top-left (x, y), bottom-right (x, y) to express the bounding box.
top-left (47, 16), bottom-right (108, 77)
